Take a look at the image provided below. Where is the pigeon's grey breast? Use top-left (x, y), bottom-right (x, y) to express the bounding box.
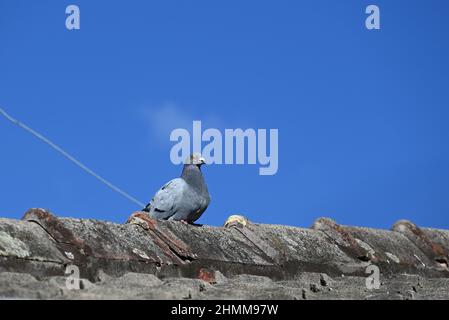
top-left (168, 164), bottom-right (211, 222)
top-left (170, 182), bottom-right (210, 222)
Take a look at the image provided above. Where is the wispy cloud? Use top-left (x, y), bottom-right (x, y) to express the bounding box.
top-left (139, 102), bottom-right (224, 145)
top-left (144, 102), bottom-right (194, 143)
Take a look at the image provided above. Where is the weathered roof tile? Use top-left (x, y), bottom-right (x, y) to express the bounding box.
top-left (1, 208), bottom-right (449, 299)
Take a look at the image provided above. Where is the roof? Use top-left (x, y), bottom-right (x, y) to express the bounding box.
top-left (0, 208), bottom-right (448, 299)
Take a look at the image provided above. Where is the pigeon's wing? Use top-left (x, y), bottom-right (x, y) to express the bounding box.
top-left (148, 178), bottom-right (186, 220)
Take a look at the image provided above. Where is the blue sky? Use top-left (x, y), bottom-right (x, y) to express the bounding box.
top-left (1, 0), bottom-right (449, 229)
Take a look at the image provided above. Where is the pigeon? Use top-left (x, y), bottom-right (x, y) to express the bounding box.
top-left (142, 153), bottom-right (211, 224)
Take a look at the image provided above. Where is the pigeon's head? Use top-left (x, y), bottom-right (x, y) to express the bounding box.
top-left (185, 153), bottom-right (206, 167)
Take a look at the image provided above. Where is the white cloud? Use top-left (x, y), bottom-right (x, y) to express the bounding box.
top-left (140, 102), bottom-right (193, 144)
top-left (139, 102), bottom-right (224, 145)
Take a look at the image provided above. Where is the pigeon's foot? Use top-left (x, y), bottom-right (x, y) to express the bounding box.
top-left (190, 222), bottom-right (203, 227)
top-left (180, 219), bottom-right (202, 227)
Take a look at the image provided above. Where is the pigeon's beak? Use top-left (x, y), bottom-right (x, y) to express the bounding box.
top-left (199, 157), bottom-right (206, 165)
